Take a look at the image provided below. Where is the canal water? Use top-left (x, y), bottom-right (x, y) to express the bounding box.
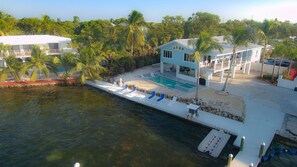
top-left (0, 86), bottom-right (294, 167)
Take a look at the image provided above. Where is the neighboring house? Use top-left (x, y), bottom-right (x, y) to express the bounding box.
top-left (157, 36), bottom-right (263, 86)
top-left (0, 35), bottom-right (75, 66)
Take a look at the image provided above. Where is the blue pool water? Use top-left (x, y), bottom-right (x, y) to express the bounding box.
top-left (145, 74), bottom-right (195, 92)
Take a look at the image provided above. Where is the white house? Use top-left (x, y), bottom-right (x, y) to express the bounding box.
top-left (157, 36), bottom-right (263, 86)
top-left (0, 35), bottom-right (74, 66)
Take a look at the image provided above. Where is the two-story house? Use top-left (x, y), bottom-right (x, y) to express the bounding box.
top-left (157, 36), bottom-right (263, 86)
top-left (0, 35), bottom-right (75, 66)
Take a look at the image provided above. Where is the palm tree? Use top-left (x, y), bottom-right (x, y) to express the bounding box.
top-left (0, 43), bottom-right (11, 56)
top-left (75, 47), bottom-right (104, 84)
top-left (258, 20), bottom-right (280, 78)
top-left (100, 49), bottom-right (121, 75)
top-left (221, 27), bottom-right (253, 92)
top-left (0, 55), bottom-right (22, 81)
top-left (286, 41), bottom-right (297, 76)
top-left (0, 30), bottom-right (4, 36)
top-left (0, 43), bottom-right (12, 67)
top-left (53, 52), bottom-right (77, 80)
top-left (270, 42), bottom-right (285, 80)
top-left (276, 40), bottom-right (291, 77)
top-left (189, 32), bottom-right (223, 100)
top-left (125, 10), bottom-right (145, 56)
top-left (22, 45), bottom-right (57, 81)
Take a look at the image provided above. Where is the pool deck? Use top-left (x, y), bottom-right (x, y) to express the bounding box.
top-left (87, 80), bottom-right (285, 167)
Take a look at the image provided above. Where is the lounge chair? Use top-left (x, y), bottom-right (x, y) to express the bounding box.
top-left (168, 96), bottom-right (177, 106)
top-left (119, 85), bottom-right (128, 92)
top-left (127, 86), bottom-right (136, 94)
top-left (148, 91), bottom-right (156, 99)
top-left (156, 93), bottom-right (165, 102)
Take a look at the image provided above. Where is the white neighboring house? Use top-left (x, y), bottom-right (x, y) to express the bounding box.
top-left (157, 36), bottom-right (263, 86)
top-left (0, 35), bottom-right (75, 67)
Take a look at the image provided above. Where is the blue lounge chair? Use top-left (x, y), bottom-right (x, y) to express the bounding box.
top-left (128, 86), bottom-right (136, 94)
top-left (156, 94), bottom-right (165, 102)
top-left (119, 85), bottom-right (128, 92)
top-left (148, 91), bottom-right (156, 99)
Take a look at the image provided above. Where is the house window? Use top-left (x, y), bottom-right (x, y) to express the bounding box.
top-left (173, 46), bottom-right (184, 50)
top-left (12, 45), bottom-right (20, 51)
top-left (23, 45), bottom-right (33, 51)
top-left (48, 43), bottom-right (59, 49)
top-left (163, 50), bottom-right (172, 58)
top-left (184, 53), bottom-right (195, 62)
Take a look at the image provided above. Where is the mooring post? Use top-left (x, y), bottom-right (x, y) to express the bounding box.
top-left (227, 154), bottom-right (233, 167)
top-left (259, 142), bottom-right (265, 158)
top-left (240, 136), bottom-right (245, 151)
top-left (74, 162), bottom-right (80, 167)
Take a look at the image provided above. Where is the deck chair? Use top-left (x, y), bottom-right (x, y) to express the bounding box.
top-left (148, 91), bottom-right (156, 99)
top-left (168, 96), bottom-right (177, 106)
top-left (119, 85), bottom-right (128, 92)
top-left (156, 94), bottom-right (165, 102)
top-left (127, 86), bottom-right (136, 94)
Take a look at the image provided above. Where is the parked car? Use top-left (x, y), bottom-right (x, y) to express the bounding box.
top-left (264, 58), bottom-right (290, 67)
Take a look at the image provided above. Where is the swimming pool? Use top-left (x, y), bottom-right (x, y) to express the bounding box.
top-left (145, 74), bottom-right (195, 92)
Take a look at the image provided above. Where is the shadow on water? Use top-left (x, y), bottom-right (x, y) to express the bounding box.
top-left (0, 86), bottom-right (239, 167)
top-left (259, 136), bottom-right (297, 167)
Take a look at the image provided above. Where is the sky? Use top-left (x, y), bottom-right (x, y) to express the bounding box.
top-left (0, 0), bottom-right (297, 23)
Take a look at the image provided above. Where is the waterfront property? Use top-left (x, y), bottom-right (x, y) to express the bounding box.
top-left (157, 36), bottom-right (263, 86)
top-left (87, 80), bottom-right (285, 167)
top-left (0, 35), bottom-right (75, 66)
top-left (87, 79), bottom-right (284, 167)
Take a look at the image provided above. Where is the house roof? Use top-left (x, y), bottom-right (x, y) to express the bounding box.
top-left (158, 36), bottom-right (263, 56)
top-left (0, 35), bottom-right (71, 45)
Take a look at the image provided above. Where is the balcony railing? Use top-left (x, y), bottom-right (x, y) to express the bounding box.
top-left (13, 51), bottom-right (32, 57)
top-left (46, 49), bottom-right (61, 54)
top-left (11, 48), bottom-right (76, 57)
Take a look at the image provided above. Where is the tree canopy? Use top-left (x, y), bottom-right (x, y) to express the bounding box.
top-left (0, 10), bottom-right (296, 82)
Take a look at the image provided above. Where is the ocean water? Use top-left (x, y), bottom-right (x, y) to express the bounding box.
top-left (1, 86), bottom-right (294, 167)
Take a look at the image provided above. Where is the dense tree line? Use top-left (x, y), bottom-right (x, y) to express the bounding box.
top-left (1, 10), bottom-right (297, 48)
top-left (0, 10), bottom-right (297, 83)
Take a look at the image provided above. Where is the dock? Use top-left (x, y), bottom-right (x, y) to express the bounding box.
top-left (198, 129), bottom-right (231, 157)
top-left (87, 81), bottom-right (285, 167)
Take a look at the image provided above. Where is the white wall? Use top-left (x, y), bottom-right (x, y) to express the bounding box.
top-left (277, 75), bottom-right (297, 90)
top-left (176, 73), bottom-right (196, 82)
top-left (251, 48), bottom-right (262, 62)
top-left (58, 42), bottom-right (68, 50)
top-left (251, 62), bottom-right (287, 76)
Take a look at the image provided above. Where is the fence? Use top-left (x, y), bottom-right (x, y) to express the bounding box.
top-left (251, 62), bottom-right (288, 76)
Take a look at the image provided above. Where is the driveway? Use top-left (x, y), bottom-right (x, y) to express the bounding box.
top-left (209, 72), bottom-right (297, 117)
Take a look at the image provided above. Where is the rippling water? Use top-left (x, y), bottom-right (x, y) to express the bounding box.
top-left (0, 86), bottom-right (242, 167)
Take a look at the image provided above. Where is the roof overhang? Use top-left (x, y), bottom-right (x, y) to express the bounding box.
top-left (0, 35), bottom-right (71, 45)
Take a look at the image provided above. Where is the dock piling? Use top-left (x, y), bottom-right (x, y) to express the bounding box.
top-left (258, 142), bottom-right (265, 158)
top-left (74, 162), bottom-right (80, 167)
top-left (227, 154), bottom-right (233, 167)
top-left (240, 136), bottom-right (245, 151)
